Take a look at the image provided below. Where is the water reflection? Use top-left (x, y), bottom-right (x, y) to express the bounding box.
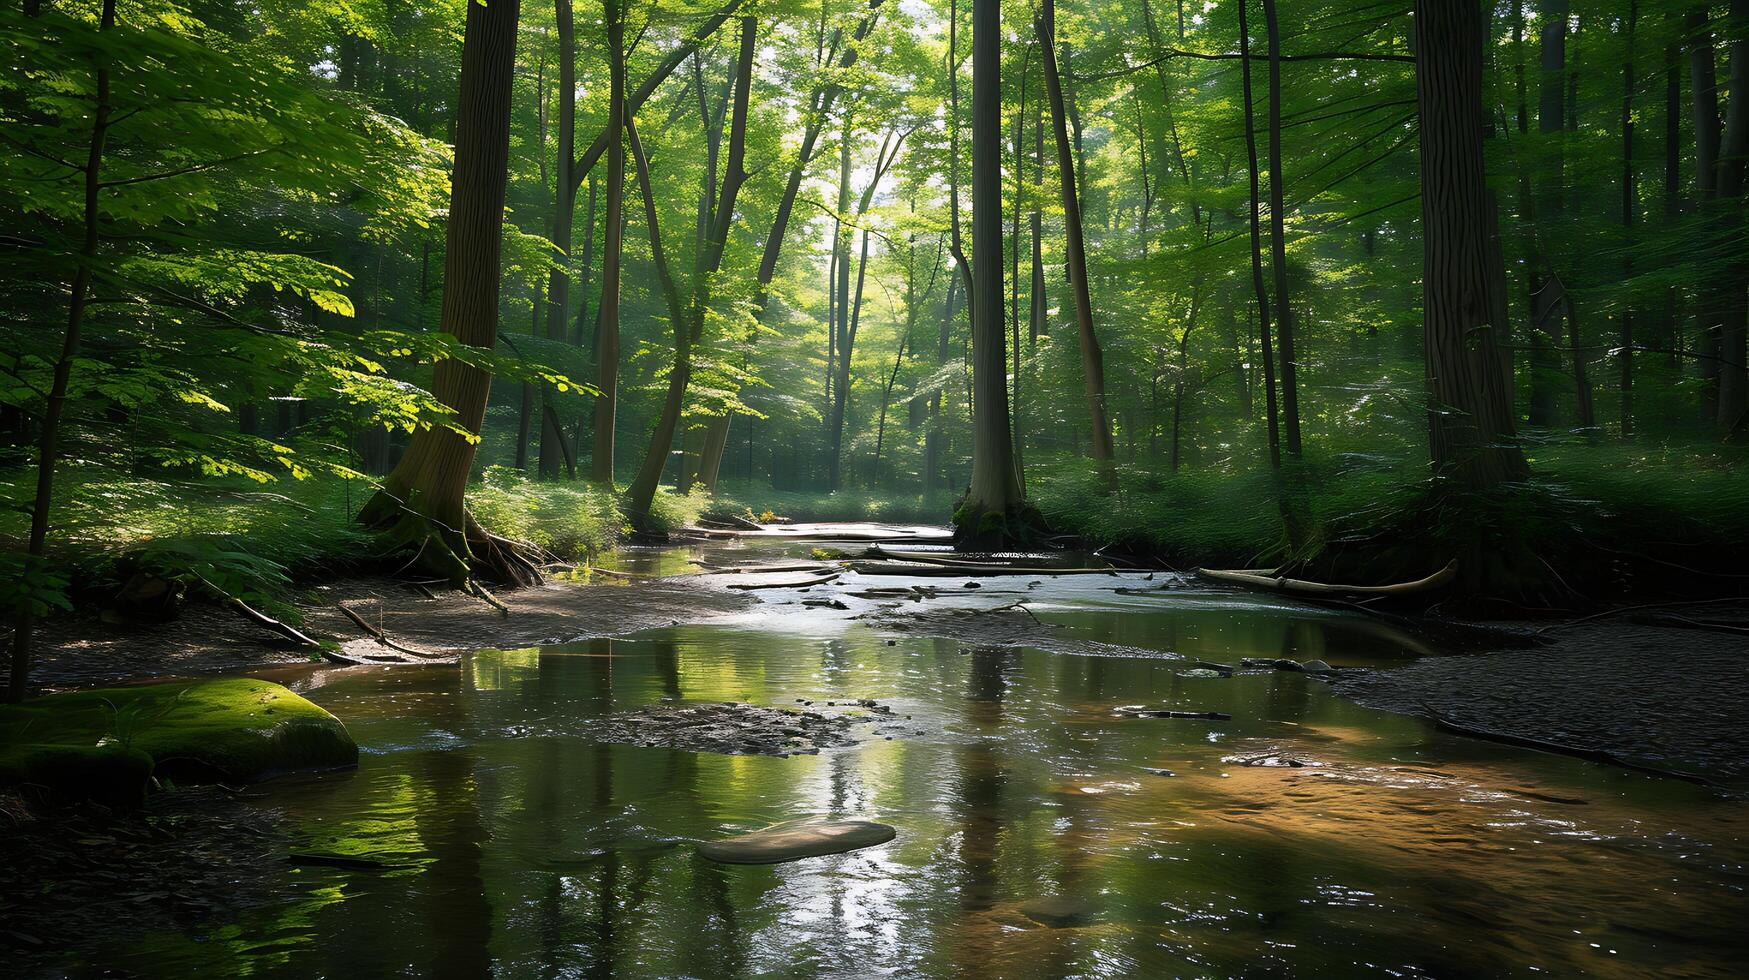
top-left (72, 623), bottom-right (1749, 978)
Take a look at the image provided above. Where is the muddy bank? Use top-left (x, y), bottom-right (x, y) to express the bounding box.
top-left (1334, 616), bottom-right (1749, 784)
top-left (29, 577), bottom-right (750, 690)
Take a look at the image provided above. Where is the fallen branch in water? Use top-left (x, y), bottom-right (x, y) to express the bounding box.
top-left (336, 602), bottom-right (444, 659)
top-left (1423, 706), bottom-right (1714, 785)
top-left (725, 573), bottom-right (841, 590)
top-left (224, 595), bottom-right (322, 648)
top-left (1195, 561), bottom-right (1457, 597)
top-left (849, 560), bottom-right (1121, 577)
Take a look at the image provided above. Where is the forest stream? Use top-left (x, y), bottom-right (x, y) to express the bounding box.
top-left (8, 528), bottom-right (1745, 978)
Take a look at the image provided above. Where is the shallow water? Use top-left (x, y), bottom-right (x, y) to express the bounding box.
top-left (75, 549), bottom-right (1749, 977)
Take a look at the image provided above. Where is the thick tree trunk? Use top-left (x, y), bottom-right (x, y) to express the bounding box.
top-left (1414, 0), bottom-right (1530, 489)
top-left (1238, 0), bottom-right (1281, 470)
top-left (358, 0), bottom-right (527, 585)
top-left (590, 0), bottom-right (626, 485)
top-left (1262, 0), bottom-right (1302, 457)
top-left (1038, 0), bottom-right (1115, 477)
top-left (956, 0), bottom-right (1032, 546)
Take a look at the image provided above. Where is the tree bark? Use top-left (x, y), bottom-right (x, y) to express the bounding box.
top-left (590, 0), bottom-right (626, 485)
top-left (1620, 0), bottom-right (1637, 438)
top-left (1414, 0), bottom-right (1530, 489)
top-left (956, 0), bottom-right (1031, 546)
top-left (1038, 0), bottom-right (1115, 477)
top-left (1262, 0), bottom-right (1302, 456)
top-left (541, 0), bottom-right (578, 477)
top-left (1238, 0), bottom-right (1281, 470)
top-left (358, 0), bottom-right (526, 585)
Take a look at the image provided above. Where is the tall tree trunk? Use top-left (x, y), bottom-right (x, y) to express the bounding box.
top-left (1711, 0), bottom-right (1749, 427)
top-left (1261, 0), bottom-right (1303, 456)
top-left (1414, 0), bottom-right (1529, 489)
top-left (926, 275), bottom-right (956, 491)
top-left (1620, 0), bottom-right (1637, 438)
top-left (590, 0), bottom-right (626, 485)
top-left (622, 17), bottom-right (756, 528)
top-left (542, 0), bottom-right (579, 477)
top-left (1238, 0), bottom-right (1281, 470)
top-left (957, 0), bottom-right (1031, 546)
top-left (1038, 0), bottom-right (1115, 478)
top-left (8, 0), bottom-right (114, 700)
top-left (358, 0), bottom-right (528, 585)
top-left (1656, 19), bottom-right (1681, 362)
top-left (1010, 49), bottom-right (1029, 482)
top-left (1029, 99), bottom-right (1045, 347)
top-left (1527, 0), bottom-right (1569, 428)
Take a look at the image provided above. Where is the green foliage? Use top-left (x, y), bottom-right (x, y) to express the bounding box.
top-left (466, 466), bottom-right (620, 558)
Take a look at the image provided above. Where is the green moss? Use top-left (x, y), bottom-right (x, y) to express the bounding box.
top-left (0, 678), bottom-right (356, 788)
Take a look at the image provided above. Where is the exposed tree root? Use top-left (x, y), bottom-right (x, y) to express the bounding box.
top-left (357, 489), bottom-right (542, 591)
top-left (950, 497), bottom-right (1051, 552)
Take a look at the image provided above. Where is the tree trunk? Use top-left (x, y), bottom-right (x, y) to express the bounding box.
top-left (956, 0), bottom-right (1032, 546)
top-left (1711, 0), bottom-right (1749, 427)
top-left (1038, 0), bottom-right (1115, 478)
top-left (1620, 0), bottom-right (1637, 438)
top-left (622, 17), bottom-right (755, 528)
top-left (1238, 0), bottom-right (1281, 470)
top-left (1527, 0), bottom-right (1568, 427)
top-left (8, 0), bottom-right (115, 701)
top-left (1262, 0), bottom-right (1302, 456)
top-left (358, 0), bottom-right (528, 585)
top-left (541, 0), bottom-right (578, 477)
top-left (1414, 0), bottom-right (1530, 489)
top-left (590, 0), bottom-right (626, 485)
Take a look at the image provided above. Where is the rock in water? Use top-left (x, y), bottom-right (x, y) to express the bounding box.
top-left (1020, 895), bottom-right (1101, 928)
top-left (697, 817), bottom-right (896, 865)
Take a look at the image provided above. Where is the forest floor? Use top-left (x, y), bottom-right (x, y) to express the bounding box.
top-left (29, 575), bottom-right (752, 689)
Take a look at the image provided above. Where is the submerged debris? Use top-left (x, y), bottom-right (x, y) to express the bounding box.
top-left (588, 700), bottom-right (905, 757)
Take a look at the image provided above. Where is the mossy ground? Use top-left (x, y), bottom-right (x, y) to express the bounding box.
top-left (0, 678), bottom-right (356, 801)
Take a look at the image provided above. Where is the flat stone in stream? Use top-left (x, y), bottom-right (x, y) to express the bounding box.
top-left (698, 817), bottom-right (896, 864)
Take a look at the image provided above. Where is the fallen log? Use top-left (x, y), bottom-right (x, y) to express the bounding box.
top-left (1194, 560), bottom-right (1458, 597)
top-left (724, 573), bottom-right (841, 591)
top-left (848, 560), bottom-right (1121, 578)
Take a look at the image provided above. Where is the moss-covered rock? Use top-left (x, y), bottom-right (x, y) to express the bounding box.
top-left (0, 679), bottom-right (356, 798)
